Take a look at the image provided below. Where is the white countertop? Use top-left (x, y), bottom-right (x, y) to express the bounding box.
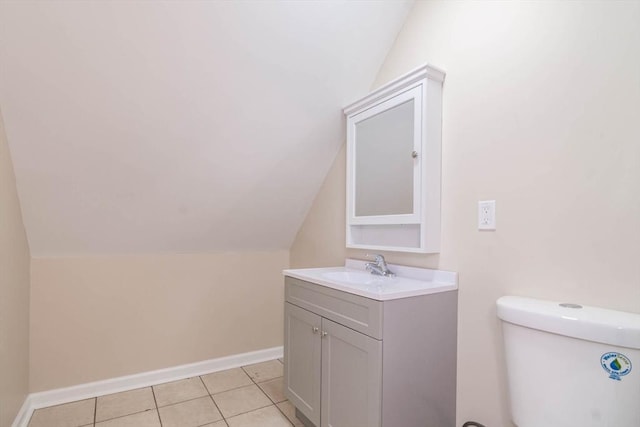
top-left (283, 259), bottom-right (457, 301)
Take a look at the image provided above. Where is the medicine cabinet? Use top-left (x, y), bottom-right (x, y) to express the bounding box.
top-left (343, 64), bottom-right (444, 253)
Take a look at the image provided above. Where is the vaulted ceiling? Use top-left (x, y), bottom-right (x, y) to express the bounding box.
top-left (0, 0), bottom-right (412, 256)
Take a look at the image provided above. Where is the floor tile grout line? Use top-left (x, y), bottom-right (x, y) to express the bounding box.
top-left (153, 382), bottom-right (272, 418)
top-left (155, 392), bottom-right (211, 409)
top-left (274, 403), bottom-right (296, 427)
top-left (29, 359), bottom-right (285, 427)
top-left (194, 417), bottom-right (228, 427)
top-left (256, 376), bottom-right (288, 406)
top-left (94, 407), bottom-right (160, 425)
top-left (240, 365), bottom-right (253, 384)
top-left (92, 387), bottom-right (161, 424)
top-left (210, 381), bottom-right (267, 397)
top-left (154, 375), bottom-right (276, 424)
top-left (242, 364), bottom-right (280, 412)
top-left (242, 361), bottom-right (285, 406)
top-left (274, 359), bottom-right (296, 426)
top-left (201, 367), bottom-right (282, 422)
top-left (150, 384), bottom-right (163, 427)
top-left (223, 402), bottom-right (278, 422)
top-left (239, 360), bottom-right (293, 424)
top-left (243, 360), bottom-right (284, 384)
top-left (204, 379), bottom-right (256, 398)
top-left (198, 375), bottom-right (226, 425)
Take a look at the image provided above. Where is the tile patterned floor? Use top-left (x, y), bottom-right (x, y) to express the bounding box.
top-left (28, 358), bottom-right (305, 427)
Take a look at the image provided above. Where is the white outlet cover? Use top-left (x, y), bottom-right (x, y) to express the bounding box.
top-left (478, 200), bottom-right (496, 230)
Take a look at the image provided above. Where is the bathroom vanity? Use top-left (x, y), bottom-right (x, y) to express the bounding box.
top-left (283, 259), bottom-right (458, 427)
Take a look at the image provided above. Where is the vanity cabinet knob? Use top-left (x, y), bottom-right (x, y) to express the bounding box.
top-left (312, 327), bottom-right (319, 334)
top-left (321, 331), bottom-right (328, 338)
top-left (411, 150), bottom-right (418, 158)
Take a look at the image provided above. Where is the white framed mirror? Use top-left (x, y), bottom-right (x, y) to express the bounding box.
top-left (343, 64), bottom-right (444, 253)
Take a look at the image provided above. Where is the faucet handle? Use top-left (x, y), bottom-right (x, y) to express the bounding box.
top-left (366, 253), bottom-right (385, 264)
top-left (365, 254), bottom-right (394, 277)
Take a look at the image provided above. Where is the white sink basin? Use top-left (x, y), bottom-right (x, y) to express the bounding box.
top-left (283, 259), bottom-right (457, 301)
top-left (321, 271), bottom-right (395, 286)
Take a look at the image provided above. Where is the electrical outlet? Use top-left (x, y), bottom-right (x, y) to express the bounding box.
top-left (478, 200), bottom-right (496, 230)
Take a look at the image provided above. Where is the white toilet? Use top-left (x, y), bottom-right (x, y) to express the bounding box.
top-left (497, 296), bottom-right (640, 427)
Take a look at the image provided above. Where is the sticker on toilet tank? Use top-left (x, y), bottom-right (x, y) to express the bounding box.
top-left (601, 352), bottom-right (632, 381)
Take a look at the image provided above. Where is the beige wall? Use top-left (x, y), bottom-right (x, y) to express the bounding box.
top-left (290, 144), bottom-right (347, 268)
top-left (291, 1), bottom-right (640, 426)
top-left (0, 111), bottom-right (31, 425)
top-left (30, 251), bottom-right (288, 392)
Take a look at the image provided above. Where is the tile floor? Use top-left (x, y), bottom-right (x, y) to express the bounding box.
top-left (28, 359), bottom-right (305, 427)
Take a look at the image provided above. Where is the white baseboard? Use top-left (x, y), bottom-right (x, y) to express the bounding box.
top-left (11, 396), bottom-right (33, 427)
top-left (12, 346), bottom-right (283, 427)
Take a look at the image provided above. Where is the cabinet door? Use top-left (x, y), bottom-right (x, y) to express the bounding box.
top-left (284, 303), bottom-right (322, 427)
top-left (321, 318), bottom-right (382, 427)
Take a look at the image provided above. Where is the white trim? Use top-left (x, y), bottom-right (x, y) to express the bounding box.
top-left (11, 396), bottom-right (33, 427)
top-left (345, 242), bottom-right (430, 253)
top-left (343, 64), bottom-right (444, 115)
top-left (12, 346), bottom-right (283, 427)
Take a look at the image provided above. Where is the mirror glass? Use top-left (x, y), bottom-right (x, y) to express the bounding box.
top-left (354, 99), bottom-right (414, 217)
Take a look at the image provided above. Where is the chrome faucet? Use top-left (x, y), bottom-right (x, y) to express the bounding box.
top-left (365, 254), bottom-right (395, 277)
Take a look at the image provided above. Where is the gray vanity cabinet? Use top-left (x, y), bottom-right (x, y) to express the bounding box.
top-left (284, 275), bottom-right (458, 427)
top-left (284, 303), bottom-right (322, 425)
top-left (284, 302), bottom-right (382, 427)
top-left (320, 318), bottom-right (382, 427)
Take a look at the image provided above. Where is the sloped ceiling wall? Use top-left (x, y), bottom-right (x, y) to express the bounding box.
top-left (0, 0), bottom-right (412, 256)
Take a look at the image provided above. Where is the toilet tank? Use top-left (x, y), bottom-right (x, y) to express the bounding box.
top-left (497, 296), bottom-right (640, 427)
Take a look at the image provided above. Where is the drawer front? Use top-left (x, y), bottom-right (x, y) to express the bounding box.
top-left (285, 276), bottom-right (383, 339)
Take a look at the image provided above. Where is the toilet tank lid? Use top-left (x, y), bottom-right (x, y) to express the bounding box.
top-left (497, 296), bottom-right (640, 349)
